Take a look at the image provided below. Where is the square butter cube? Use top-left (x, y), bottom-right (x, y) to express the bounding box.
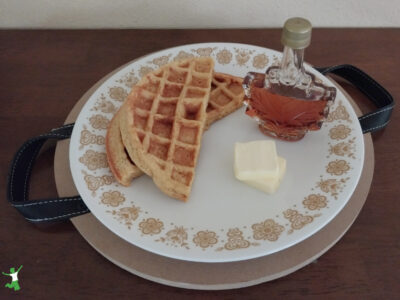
top-left (234, 140), bottom-right (279, 181)
top-left (244, 157), bottom-right (286, 194)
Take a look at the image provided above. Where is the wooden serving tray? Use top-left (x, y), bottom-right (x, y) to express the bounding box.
top-left (54, 61), bottom-right (374, 290)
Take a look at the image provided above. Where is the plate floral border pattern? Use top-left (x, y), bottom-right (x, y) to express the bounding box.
top-left (70, 43), bottom-right (363, 261)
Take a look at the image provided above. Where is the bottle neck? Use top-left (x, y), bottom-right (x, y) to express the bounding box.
top-left (281, 46), bottom-right (304, 70)
top-left (278, 46), bottom-right (306, 85)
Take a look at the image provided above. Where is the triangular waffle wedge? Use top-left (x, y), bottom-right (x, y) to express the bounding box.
top-left (106, 71), bottom-right (244, 187)
top-left (120, 57), bottom-right (214, 201)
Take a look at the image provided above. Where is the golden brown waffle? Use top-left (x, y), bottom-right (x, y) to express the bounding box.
top-left (106, 72), bottom-right (244, 187)
top-left (120, 57), bottom-right (214, 201)
top-left (105, 110), bottom-right (143, 186)
top-left (205, 72), bottom-right (245, 129)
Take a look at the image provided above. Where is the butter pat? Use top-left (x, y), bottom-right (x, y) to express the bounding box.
top-left (234, 141), bottom-right (279, 181)
top-left (243, 157), bottom-right (286, 194)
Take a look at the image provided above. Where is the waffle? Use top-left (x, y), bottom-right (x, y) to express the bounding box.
top-left (105, 109), bottom-right (142, 186)
top-left (120, 57), bottom-right (214, 201)
top-left (106, 71), bottom-right (244, 188)
top-left (205, 72), bottom-right (245, 129)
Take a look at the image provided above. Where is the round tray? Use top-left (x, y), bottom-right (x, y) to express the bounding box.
top-left (54, 59), bottom-right (374, 290)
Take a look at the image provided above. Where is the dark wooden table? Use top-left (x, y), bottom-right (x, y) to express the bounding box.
top-left (0, 29), bottom-right (399, 299)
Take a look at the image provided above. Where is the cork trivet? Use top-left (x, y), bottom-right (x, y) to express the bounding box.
top-left (54, 61), bottom-right (374, 290)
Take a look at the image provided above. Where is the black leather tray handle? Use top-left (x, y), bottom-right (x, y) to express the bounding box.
top-left (7, 124), bottom-right (88, 223)
top-left (316, 64), bottom-right (394, 133)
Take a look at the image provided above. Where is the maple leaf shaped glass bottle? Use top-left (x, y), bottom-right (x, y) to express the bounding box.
top-left (243, 17), bottom-right (336, 141)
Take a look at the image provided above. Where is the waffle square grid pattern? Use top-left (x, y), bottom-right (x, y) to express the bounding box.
top-left (121, 58), bottom-right (215, 201)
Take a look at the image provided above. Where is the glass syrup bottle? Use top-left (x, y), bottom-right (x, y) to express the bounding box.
top-left (243, 17), bottom-right (336, 141)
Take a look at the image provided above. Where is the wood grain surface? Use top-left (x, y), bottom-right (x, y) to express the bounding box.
top-left (0, 29), bottom-right (399, 299)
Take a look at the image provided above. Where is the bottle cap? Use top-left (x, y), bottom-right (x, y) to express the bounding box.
top-left (281, 17), bottom-right (312, 49)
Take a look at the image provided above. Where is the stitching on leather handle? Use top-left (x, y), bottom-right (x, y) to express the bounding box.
top-left (26, 209), bottom-right (89, 222)
top-left (358, 105), bottom-right (393, 121)
top-left (362, 119), bottom-right (391, 134)
top-left (13, 197), bottom-right (82, 207)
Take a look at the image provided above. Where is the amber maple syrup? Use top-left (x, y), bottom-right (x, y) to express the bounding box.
top-left (243, 18), bottom-right (336, 141)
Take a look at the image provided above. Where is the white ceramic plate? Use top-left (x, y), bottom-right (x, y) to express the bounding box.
top-left (69, 43), bottom-right (364, 263)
